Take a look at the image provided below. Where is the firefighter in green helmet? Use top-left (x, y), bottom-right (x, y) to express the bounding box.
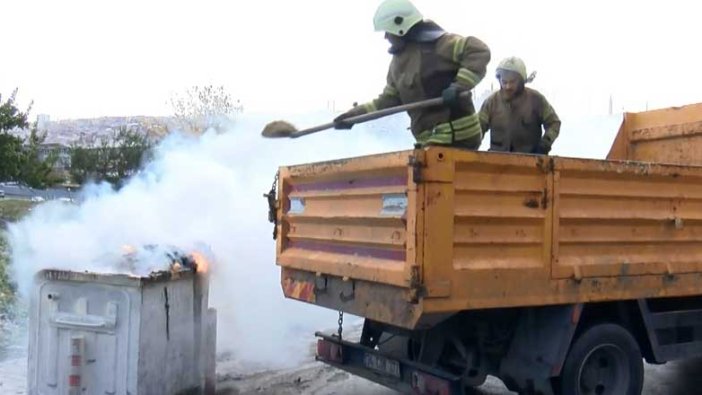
top-left (479, 57), bottom-right (561, 154)
top-left (333, 0), bottom-right (491, 150)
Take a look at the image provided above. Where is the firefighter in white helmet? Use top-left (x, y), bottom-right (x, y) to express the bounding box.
top-left (334, 0), bottom-right (491, 149)
top-left (479, 57), bottom-right (561, 154)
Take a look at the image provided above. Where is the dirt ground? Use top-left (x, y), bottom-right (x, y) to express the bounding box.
top-left (4, 328), bottom-right (702, 395)
top-left (211, 324), bottom-right (702, 395)
top-left (3, 353), bottom-right (702, 395)
top-left (216, 356), bottom-right (702, 395)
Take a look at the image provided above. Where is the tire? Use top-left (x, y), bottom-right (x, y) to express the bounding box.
top-left (557, 323), bottom-right (643, 395)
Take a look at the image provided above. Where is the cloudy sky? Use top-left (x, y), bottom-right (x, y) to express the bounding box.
top-left (2, 0), bottom-right (701, 120)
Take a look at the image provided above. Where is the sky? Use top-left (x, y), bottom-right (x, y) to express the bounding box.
top-left (2, 0), bottom-right (701, 121)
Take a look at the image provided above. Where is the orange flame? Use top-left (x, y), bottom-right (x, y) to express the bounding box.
top-left (191, 251), bottom-right (210, 274)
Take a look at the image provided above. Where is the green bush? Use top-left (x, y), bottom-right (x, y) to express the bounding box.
top-left (0, 199), bottom-right (35, 315)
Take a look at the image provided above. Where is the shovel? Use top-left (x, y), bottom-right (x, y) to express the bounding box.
top-left (261, 91), bottom-right (471, 139)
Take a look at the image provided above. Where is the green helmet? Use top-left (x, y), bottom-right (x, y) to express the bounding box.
top-left (496, 57), bottom-right (528, 81)
top-left (373, 0), bottom-right (423, 37)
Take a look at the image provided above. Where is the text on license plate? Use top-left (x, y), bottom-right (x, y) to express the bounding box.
top-left (363, 353), bottom-right (401, 378)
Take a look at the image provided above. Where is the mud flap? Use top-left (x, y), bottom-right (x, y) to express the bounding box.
top-left (498, 304), bottom-right (582, 395)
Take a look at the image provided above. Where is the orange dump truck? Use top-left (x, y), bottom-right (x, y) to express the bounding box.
top-left (269, 103), bottom-right (702, 395)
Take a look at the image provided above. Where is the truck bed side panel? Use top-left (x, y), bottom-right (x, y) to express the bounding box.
top-left (553, 158), bottom-right (702, 279)
top-left (277, 151), bottom-right (420, 288)
top-left (608, 102), bottom-right (702, 165)
top-left (420, 150), bottom-right (554, 306)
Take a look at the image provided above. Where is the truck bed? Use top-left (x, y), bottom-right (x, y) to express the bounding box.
top-left (276, 104), bottom-right (702, 330)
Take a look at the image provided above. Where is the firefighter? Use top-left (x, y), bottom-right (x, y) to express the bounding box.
top-left (479, 57), bottom-right (561, 154)
top-left (333, 0), bottom-right (490, 150)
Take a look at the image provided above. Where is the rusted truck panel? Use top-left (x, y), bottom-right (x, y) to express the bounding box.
top-left (277, 145), bottom-right (702, 329)
top-left (418, 150), bottom-right (554, 314)
top-left (608, 102), bottom-right (702, 164)
top-left (277, 151), bottom-right (417, 287)
top-left (276, 151), bottom-right (429, 326)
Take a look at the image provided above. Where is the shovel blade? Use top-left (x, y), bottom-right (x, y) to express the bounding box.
top-left (261, 120), bottom-right (298, 138)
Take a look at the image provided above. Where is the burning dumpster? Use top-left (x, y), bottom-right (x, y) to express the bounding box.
top-left (26, 250), bottom-right (217, 395)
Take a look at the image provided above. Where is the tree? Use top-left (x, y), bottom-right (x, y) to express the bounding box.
top-left (112, 127), bottom-right (153, 180)
top-left (169, 85), bottom-right (239, 134)
top-left (0, 89), bottom-right (29, 180)
top-left (68, 144), bottom-right (94, 185)
top-left (0, 133), bottom-right (24, 181)
top-left (0, 89), bottom-right (59, 187)
top-left (19, 126), bottom-right (61, 188)
top-left (69, 126), bottom-right (153, 186)
top-left (0, 89), bottom-right (30, 132)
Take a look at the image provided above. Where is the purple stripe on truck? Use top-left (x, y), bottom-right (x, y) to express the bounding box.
top-left (290, 175), bottom-right (407, 193)
top-left (288, 240), bottom-right (406, 261)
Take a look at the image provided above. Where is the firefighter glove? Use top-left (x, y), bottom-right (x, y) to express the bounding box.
top-left (442, 84), bottom-right (465, 109)
top-left (531, 140), bottom-right (551, 155)
top-left (333, 105), bottom-right (367, 130)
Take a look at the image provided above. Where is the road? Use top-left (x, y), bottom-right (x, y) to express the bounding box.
top-left (0, 183), bottom-right (77, 201)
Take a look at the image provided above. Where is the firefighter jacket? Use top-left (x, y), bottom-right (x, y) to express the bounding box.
top-left (479, 87), bottom-right (561, 153)
top-left (360, 25), bottom-right (490, 146)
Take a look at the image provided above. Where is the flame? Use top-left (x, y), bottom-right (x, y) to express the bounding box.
top-left (191, 251), bottom-right (210, 274)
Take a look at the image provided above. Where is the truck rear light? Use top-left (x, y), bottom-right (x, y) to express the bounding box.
top-left (410, 371), bottom-right (450, 395)
top-left (316, 339), bottom-right (344, 363)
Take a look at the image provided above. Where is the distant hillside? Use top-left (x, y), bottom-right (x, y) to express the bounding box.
top-left (12, 116), bottom-right (179, 146)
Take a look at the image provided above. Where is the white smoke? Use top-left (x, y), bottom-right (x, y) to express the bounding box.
top-left (8, 110), bottom-right (413, 369)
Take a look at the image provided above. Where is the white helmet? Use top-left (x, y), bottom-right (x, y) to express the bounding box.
top-left (496, 57), bottom-right (528, 81)
top-left (373, 0), bottom-right (423, 37)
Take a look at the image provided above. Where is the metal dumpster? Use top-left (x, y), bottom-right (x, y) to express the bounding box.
top-left (27, 268), bottom-right (216, 395)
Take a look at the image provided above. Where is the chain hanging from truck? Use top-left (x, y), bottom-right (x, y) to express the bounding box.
top-left (337, 311), bottom-right (344, 342)
top-left (263, 171), bottom-right (279, 239)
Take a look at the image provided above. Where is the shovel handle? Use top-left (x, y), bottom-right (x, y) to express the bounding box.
top-left (290, 92), bottom-right (468, 138)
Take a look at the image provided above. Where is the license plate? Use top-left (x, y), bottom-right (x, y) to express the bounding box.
top-left (363, 352), bottom-right (401, 378)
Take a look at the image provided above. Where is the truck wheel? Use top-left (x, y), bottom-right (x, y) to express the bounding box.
top-left (557, 323), bottom-right (643, 395)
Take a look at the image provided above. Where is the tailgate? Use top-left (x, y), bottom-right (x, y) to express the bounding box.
top-left (276, 150), bottom-right (420, 289)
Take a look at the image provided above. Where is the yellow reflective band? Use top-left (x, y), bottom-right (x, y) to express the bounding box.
top-left (479, 111), bottom-right (489, 124)
top-left (433, 114), bottom-right (480, 134)
top-left (457, 68), bottom-right (479, 87)
top-left (452, 37), bottom-right (466, 62)
top-left (416, 130), bottom-right (432, 144)
top-left (416, 114), bottom-right (482, 145)
top-left (383, 85), bottom-right (399, 97)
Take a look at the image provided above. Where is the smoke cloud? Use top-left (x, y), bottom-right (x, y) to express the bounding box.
top-left (8, 110), bottom-right (413, 370)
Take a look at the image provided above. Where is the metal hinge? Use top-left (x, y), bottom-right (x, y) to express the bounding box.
top-left (408, 155), bottom-right (423, 184)
top-left (407, 265), bottom-right (421, 303)
top-left (263, 171), bottom-right (279, 239)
